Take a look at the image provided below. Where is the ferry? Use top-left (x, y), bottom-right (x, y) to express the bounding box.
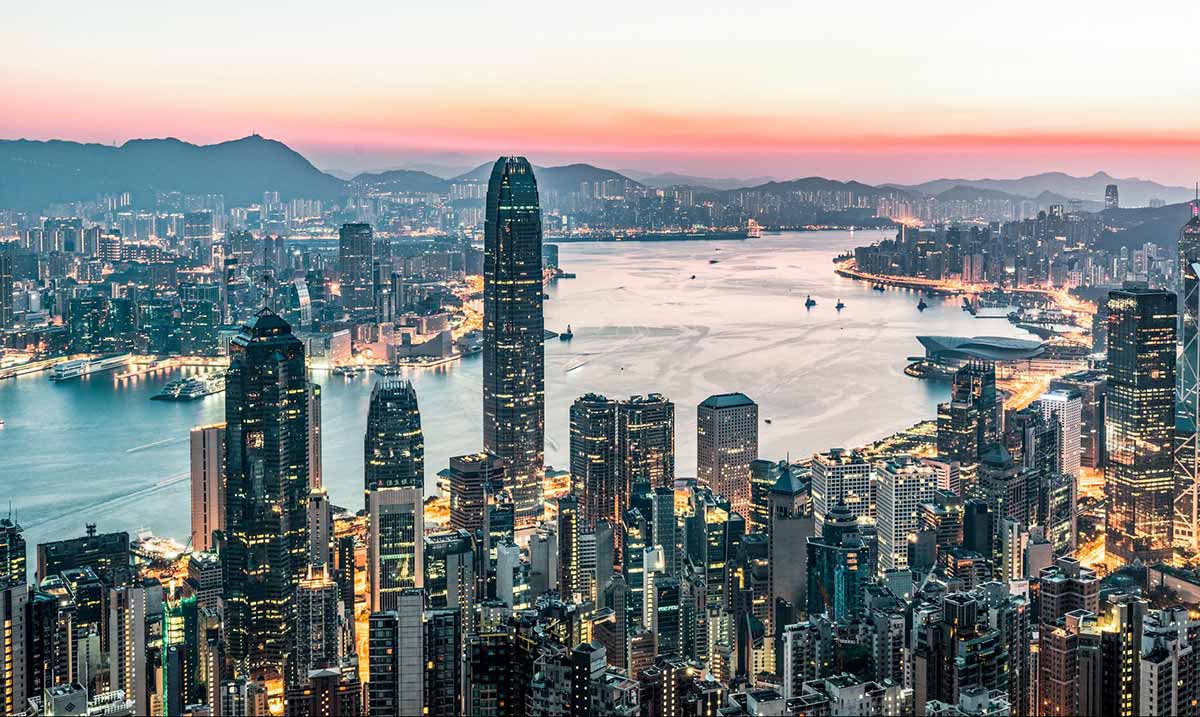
top-left (746, 220), bottom-right (763, 239)
top-left (50, 354), bottom-right (131, 381)
top-left (805, 295), bottom-right (817, 308)
top-left (559, 325), bottom-right (574, 341)
top-left (872, 284), bottom-right (886, 292)
top-left (151, 372), bottom-right (225, 401)
top-left (709, 259), bottom-right (719, 264)
top-left (332, 365), bottom-right (362, 378)
top-left (375, 365), bottom-right (404, 377)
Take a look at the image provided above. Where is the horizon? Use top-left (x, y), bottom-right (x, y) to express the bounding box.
top-left (8, 1), bottom-right (1200, 185)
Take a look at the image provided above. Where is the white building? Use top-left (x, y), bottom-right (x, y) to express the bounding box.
top-left (812, 448), bottom-right (874, 532)
top-left (1037, 390), bottom-right (1082, 479)
top-left (875, 457), bottom-right (937, 575)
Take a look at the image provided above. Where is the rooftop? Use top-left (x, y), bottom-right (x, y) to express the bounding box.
top-left (698, 392), bottom-right (756, 409)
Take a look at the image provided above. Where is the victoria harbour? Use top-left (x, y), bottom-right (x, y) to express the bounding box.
top-left (1, 230), bottom-right (1027, 548)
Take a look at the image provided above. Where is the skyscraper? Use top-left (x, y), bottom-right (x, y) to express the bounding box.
top-left (0, 516), bottom-right (25, 589)
top-left (189, 423), bottom-right (225, 553)
top-left (0, 250), bottom-right (12, 328)
top-left (1105, 183), bottom-right (1120, 210)
top-left (875, 457), bottom-right (937, 575)
top-left (368, 486), bottom-right (424, 612)
top-left (1037, 389), bottom-right (1082, 479)
top-left (293, 564), bottom-right (341, 680)
top-left (222, 308), bottom-right (311, 676)
top-left (365, 379), bottom-right (425, 502)
top-left (483, 156), bottom-right (546, 529)
top-left (696, 393), bottom-right (758, 517)
top-left (338, 223), bottom-right (375, 314)
top-left (618, 394), bottom-right (675, 489)
top-left (307, 383), bottom-right (323, 490)
top-left (447, 452), bottom-right (506, 538)
top-left (1178, 208), bottom-right (1200, 554)
top-left (811, 448), bottom-right (873, 532)
top-left (570, 393), bottom-right (619, 527)
top-left (1106, 283), bottom-right (1177, 565)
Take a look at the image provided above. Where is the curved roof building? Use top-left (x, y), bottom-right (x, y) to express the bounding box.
top-left (917, 335), bottom-right (1044, 362)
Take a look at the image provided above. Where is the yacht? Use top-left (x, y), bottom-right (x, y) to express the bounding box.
top-left (332, 365), bottom-right (361, 378)
top-left (152, 372), bottom-right (225, 401)
top-left (50, 354), bottom-right (131, 381)
top-left (375, 365), bottom-right (404, 377)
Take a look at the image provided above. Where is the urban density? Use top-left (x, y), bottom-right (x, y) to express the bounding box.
top-left (8, 7), bottom-right (1200, 716)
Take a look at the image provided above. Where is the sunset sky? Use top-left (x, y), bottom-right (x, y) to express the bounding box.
top-left (6, 1), bottom-right (1200, 183)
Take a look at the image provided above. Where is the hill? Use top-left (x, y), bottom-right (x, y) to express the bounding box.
top-left (892, 171), bottom-right (1191, 207)
top-left (450, 161), bottom-right (642, 197)
top-left (349, 169), bottom-right (450, 194)
top-left (0, 135), bottom-right (347, 209)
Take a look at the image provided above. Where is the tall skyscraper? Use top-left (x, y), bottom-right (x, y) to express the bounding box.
top-left (1050, 370), bottom-right (1106, 469)
top-left (293, 564), bottom-right (341, 679)
top-left (368, 486), bottom-right (424, 613)
top-left (307, 383), bottom-right (323, 490)
top-left (189, 423), bottom-right (225, 553)
top-left (1104, 183), bottom-right (1120, 209)
top-left (617, 394), bottom-right (675, 489)
top-left (338, 223), bottom-right (375, 314)
top-left (570, 393), bottom-right (619, 527)
top-left (875, 457), bottom-right (938, 575)
top-left (696, 393), bottom-right (758, 517)
top-left (1178, 209), bottom-right (1200, 554)
top-left (0, 516), bottom-right (26, 589)
top-left (483, 156), bottom-right (546, 529)
top-left (1105, 283), bottom-right (1177, 565)
top-left (222, 308), bottom-right (311, 676)
top-left (1037, 389), bottom-right (1082, 479)
top-left (365, 379), bottom-right (425, 502)
top-left (811, 448), bottom-right (873, 532)
top-left (0, 250), bottom-right (12, 328)
top-left (448, 452), bottom-right (506, 537)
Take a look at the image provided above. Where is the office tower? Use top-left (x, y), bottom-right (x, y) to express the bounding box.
top-left (805, 501), bottom-right (865, 623)
top-left (293, 563), bottom-right (340, 682)
top-left (109, 579), bottom-right (162, 716)
top-left (651, 577), bottom-right (682, 657)
top-left (161, 593), bottom-right (199, 715)
top-left (222, 308), bottom-right (311, 676)
top-left (696, 393), bottom-right (758, 517)
top-left (368, 485), bottom-right (423, 612)
top-left (1139, 607), bottom-right (1200, 716)
top-left (1105, 183), bottom-right (1119, 209)
top-left (558, 495), bottom-right (581, 598)
top-left (686, 488), bottom-right (745, 611)
top-left (811, 448), bottom-right (873, 531)
top-left (306, 487), bottom-right (333, 567)
top-left (1037, 389), bottom-right (1082, 479)
top-left (366, 590), bottom-right (425, 717)
top-left (424, 608), bottom-right (463, 717)
top-left (338, 223), bottom-right (375, 314)
top-left (307, 383), bottom-right (323, 490)
top-left (189, 423), bottom-right (225, 553)
top-left (183, 210), bottom-right (214, 252)
top-left (529, 529), bottom-right (558, 597)
top-left (618, 393), bottom-right (675, 489)
top-left (937, 361), bottom-right (998, 463)
top-left (0, 516), bottom-right (25, 588)
top-left (37, 526), bottom-right (131, 587)
top-left (448, 452), bottom-right (506, 537)
top-left (0, 250), bottom-right (12, 328)
top-left (748, 459), bottom-right (784, 534)
top-left (570, 393), bottom-right (619, 527)
top-left (875, 457), bottom-right (937, 575)
top-left (1179, 211), bottom-right (1200, 556)
top-left (650, 487), bottom-right (678, 577)
top-left (1050, 370), bottom-right (1107, 469)
top-left (424, 530), bottom-right (476, 619)
top-left (364, 379), bottom-right (424, 501)
top-left (1105, 283), bottom-right (1177, 565)
top-left (284, 666), bottom-right (363, 715)
top-left (0, 584), bottom-right (30, 713)
top-left (483, 156), bottom-right (546, 529)
top-left (769, 467), bottom-right (812, 624)
top-left (977, 445), bottom-right (1033, 533)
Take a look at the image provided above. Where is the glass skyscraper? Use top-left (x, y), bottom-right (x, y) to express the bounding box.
top-left (338, 222), bottom-right (375, 314)
top-left (1177, 208), bottom-right (1200, 552)
top-left (222, 308), bottom-right (311, 677)
top-left (364, 379), bottom-right (425, 502)
top-left (1105, 283), bottom-right (1177, 565)
top-left (482, 156), bottom-right (545, 528)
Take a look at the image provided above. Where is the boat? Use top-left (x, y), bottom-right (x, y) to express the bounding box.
top-left (332, 365), bottom-right (361, 377)
top-left (746, 220), bottom-right (763, 239)
top-left (835, 300), bottom-right (845, 311)
top-left (542, 293), bottom-right (550, 299)
top-left (917, 298), bottom-right (928, 311)
top-left (709, 259), bottom-right (719, 264)
top-left (558, 272), bottom-right (577, 279)
top-left (375, 365), bottom-right (403, 377)
top-left (805, 295), bottom-right (817, 308)
top-left (764, 418), bottom-right (772, 425)
top-left (690, 274), bottom-right (696, 279)
top-left (559, 324), bottom-right (574, 341)
top-left (50, 353), bottom-right (131, 381)
top-left (151, 372), bottom-right (225, 401)
top-left (872, 284), bottom-right (885, 292)
top-left (0, 419), bottom-right (5, 428)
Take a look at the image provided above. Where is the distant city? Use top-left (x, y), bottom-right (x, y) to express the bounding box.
top-left (5, 140), bottom-right (1200, 717)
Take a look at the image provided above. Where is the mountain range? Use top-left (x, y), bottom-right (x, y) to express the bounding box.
top-left (0, 135), bottom-right (1192, 216)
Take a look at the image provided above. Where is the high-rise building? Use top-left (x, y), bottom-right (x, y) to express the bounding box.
top-left (1037, 389), bottom-right (1082, 479)
top-left (696, 393), bottom-right (758, 517)
top-left (483, 156), bottom-right (545, 529)
top-left (1050, 370), bottom-right (1106, 469)
top-left (338, 223), bottom-right (375, 314)
top-left (1178, 210), bottom-right (1200, 555)
top-left (368, 486), bottom-right (424, 612)
top-left (937, 361), bottom-right (999, 464)
top-left (306, 487), bottom-right (333, 567)
top-left (1105, 184), bottom-right (1120, 210)
top-left (811, 448), bottom-right (873, 532)
top-left (293, 564), bottom-right (341, 680)
top-left (805, 501), bottom-right (865, 623)
top-left (109, 579), bottom-right (162, 716)
top-left (365, 379), bottom-right (424, 502)
top-left (222, 308), bottom-right (311, 675)
top-left (448, 452), bottom-right (506, 538)
top-left (307, 383), bottom-right (323, 490)
top-left (424, 530), bottom-right (476, 621)
top-left (0, 516), bottom-right (25, 588)
top-left (570, 393), bottom-right (619, 527)
top-left (189, 423), bottom-right (225, 553)
top-left (1105, 283), bottom-right (1177, 565)
top-left (618, 394), bottom-right (675, 489)
top-left (875, 457), bottom-right (938, 575)
top-left (36, 526), bottom-right (130, 586)
top-left (0, 250), bottom-right (12, 328)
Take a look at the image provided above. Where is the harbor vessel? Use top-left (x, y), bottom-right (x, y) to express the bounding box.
top-left (559, 325), bottom-right (574, 341)
top-left (805, 295), bottom-right (817, 308)
top-left (50, 354), bottom-right (131, 381)
top-left (151, 372), bottom-right (225, 401)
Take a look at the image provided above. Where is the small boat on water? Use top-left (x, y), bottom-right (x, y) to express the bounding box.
top-left (835, 299), bottom-right (845, 311)
top-left (690, 274), bottom-right (696, 279)
top-left (152, 372), bottom-right (225, 401)
top-left (375, 365), bottom-right (403, 376)
top-left (872, 284), bottom-right (885, 292)
top-left (917, 298), bottom-right (928, 311)
top-left (709, 259), bottom-right (719, 264)
top-left (332, 365), bottom-right (361, 378)
top-left (805, 295), bottom-right (817, 308)
top-left (559, 325), bottom-right (574, 341)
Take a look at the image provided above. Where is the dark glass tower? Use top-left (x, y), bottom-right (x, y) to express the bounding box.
top-left (618, 393), bottom-right (675, 490)
top-left (483, 156), bottom-right (545, 528)
top-left (338, 222), bottom-right (375, 314)
top-left (1105, 283), bottom-right (1177, 565)
top-left (364, 379), bottom-right (425, 502)
top-left (222, 308), bottom-right (311, 677)
top-left (570, 393), bottom-right (618, 528)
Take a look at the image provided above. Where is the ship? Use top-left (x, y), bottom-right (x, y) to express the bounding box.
top-left (917, 298), bottom-right (928, 311)
top-left (872, 284), bottom-right (885, 292)
top-left (375, 365), bottom-right (404, 377)
top-left (709, 259), bottom-right (719, 264)
top-left (835, 299), bottom-right (845, 311)
top-left (805, 295), bottom-right (817, 308)
top-left (50, 354), bottom-right (131, 381)
top-left (746, 220), bottom-right (763, 239)
top-left (559, 325), bottom-right (574, 341)
top-left (332, 365), bottom-right (361, 377)
top-left (152, 372), bottom-right (225, 401)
